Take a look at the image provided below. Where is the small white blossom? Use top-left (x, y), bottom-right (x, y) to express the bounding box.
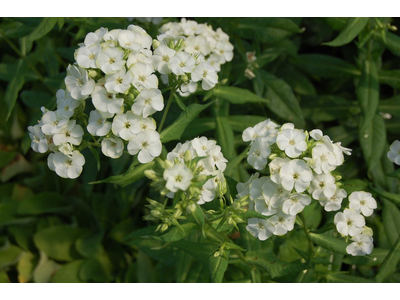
top-left (349, 191), bottom-right (377, 217)
top-left (127, 130), bottom-right (162, 163)
top-left (151, 45), bottom-right (176, 74)
top-left (104, 69), bottom-right (131, 94)
top-left (52, 150), bottom-right (85, 179)
top-left (163, 163), bottom-right (193, 192)
top-left (387, 140), bottom-right (400, 165)
top-left (87, 110), bottom-right (112, 136)
top-left (28, 125), bottom-right (48, 153)
top-left (309, 173), bottom-right (337, 200)
top-left (53, 120), bottom-right (84, 146)
top-left (269, 211), bottom-right (296, 236)
top-left (346, 234), bottom-right (374, 256)
top-left (276, 128), bottom-right (307, 158)
top-left (92, 85), bottom-right (124, 114)
top-left (319, 188), bottom-right (347, 212)
top-left (101, 137), bottom-right (124, 159)
top-left (191, 62), bottom-right (218, 91)
top-left (247, 137), bottom-right (271, 170)
top-left (168, 52), bottom-right (196, 76)
top-left (96, 47), bottom-right (126, 74)
top-left (246, 218), bottom-right (275, 241)
top-left (279, 159), bottom-right (313, 193)
top-left (334, 209), bottom-right (365, 237)
top-left (131, 88), bottom-right (164, 118)
top-left (76, 44), bottom-right (101, 69)
top-left (282, 193), bottom-right (311, 216)
top-left (64, 65), bottom-right (95, 100)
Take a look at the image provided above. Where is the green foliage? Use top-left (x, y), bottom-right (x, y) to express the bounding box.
top-left (1, 16), bottom-right (400, 283)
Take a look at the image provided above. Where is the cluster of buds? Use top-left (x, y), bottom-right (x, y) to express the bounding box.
top-left (237, 119), bottom-right (376, 256)
top-left (244, 51), bottom-right (259, 79)
top-left (144, 198), bottom-right (185, 233)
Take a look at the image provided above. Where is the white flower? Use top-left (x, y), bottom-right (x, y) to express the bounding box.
top-left (52, 150), bottom-right (85, 179)
top-left (118, 30), bottom-right (142, 51)
top-left (84, 27), bottom-right (107, 46)
top-left (64, 65), bottom-right (95, 100)
top-left (309, 143), bottom-right (337, 174)
top-left (319, 188), bottom-right (347, 212)
top-left (53, 120), bottom-right (84, 146)
top-left (246, 218), bottom-right (275, 241)
top-left (151, 45), bottom-right (176, 74)
top-left (167, 141), bottom-right (195, 163)
top-left (168, 52), bottom-right (196, 76)
top-left (128, 62), bottom-right (158, 90)
top-left (282, 193), bottom-right (311, 216)
top-left (213, 40), bottom-right (234, 63)
top-left (56, 89), bottom-right (80, 114)
top-left (276, 128), bottom-right (307, 158)
top-left (206, 145), bottom-right (228, 172)
top-left (28, 125), bottom-right (48, 153)
top-left (198, 178), bottom-right (217, 205)
top-left (346, 234), bottom-right (374, 256)
top-left (185, 36), bottom-right (210, 56)
top-left (96, 47), bottom-right (126, 74)
top-left (349, 191), bottom-right (377, 217)
top-left (127, 130), bottom-right (162, 163)
top-left (178, 81), bottom-right (197, 97)
top-left (104, 69), bottom-right (131, 94)
top-left (127, 25), bottom-right (152, 49)
top-left (58, 143), bottom-right (74, 156)
top-left (269, 157), bottom-right (290, 184)
top-left (387, 140), bottom-right (400, 165)
top-left (279, 159), bottom-right (313, 193)
top-left (334, 209), bottom-right (365, 237)
top-left (247, 137), bottom-right (271, 170)
top-left (191, 62), bottom-right (218, 91)
top-left (236, 173), bottom-right (260, 199)
top-left (76, 44), bottom-right (101, 69)
top-left (163, 163), bottom-right (193, 192)
top-left (92, 85), bottom-right (124, 114)
top-left (242, 123), bottom-right (268, 142)
top-left (131, 88), bottom-right (164, 118)
top-left (101, 137), bottom-right (124, 159)
top-left (191, 136), bottom-right (216, 157)
top-left (112, 111), bottom-right (140, 141)
top-left (87, 110), bottom-right (112, 136)
top-left (269, 211), bottom-right (296, 236)
top-left (309, 173), bottom-right (337, 199)
top-left (252, 178), bottom-right (282, 216)
top-left (126, 50), bottom-right (153, 68)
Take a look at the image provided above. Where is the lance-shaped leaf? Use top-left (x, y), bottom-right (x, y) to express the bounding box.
top-left (213, 86), bottom-right (270, 105)
top-left (308, 232), bottom-right (348, 255)
top-left (160, 102), bottom-right (213, 143)
top-left (374, 31), bottom-right (400, 57)
top-left (357, 60), bottom-right (379, 125)
top-left (209, 252), bottom-right (229, 283)
top-left (376, 234), bottom-right (400, 283)
top-left (323, 17), bottom-right (369, 47)
top-left (5, 59), bottom-right (26, 121)
top-left (146, 223), bottom-right (198, 243)
top-left (26, 17), bottom-right (58, 42)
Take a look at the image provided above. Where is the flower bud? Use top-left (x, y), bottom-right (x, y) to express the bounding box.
top-left (152, 39), bottom-right (161, 50)
top-left (186, 202), bottom-right (197, 214)
top-left (175, 38), bottom-right (184, 51)
top-left (88, 69), bottom-right (99, 78)
top-left (269, 153), bottom-right (277, 160)
top-left (160, 223), bottom-right (169, 233)
top-left (151, 210), bottom-right (162, 218)
top-left (184, 150), bottom-right (192, 162)
top-left (179, 74), bottom-right (189, 82)
top-left (213, 251), bottom-right (221, 257)
top-left (362, 226), bottom-right (373, 236)
top-left (165, 160), bottom-right (174, 169)
top-left (167, 39), bottom-right (175, 49)
top-left (144, 170), bottom-right (157, 180)
top-left (334, 174), bottom-right (342, 181)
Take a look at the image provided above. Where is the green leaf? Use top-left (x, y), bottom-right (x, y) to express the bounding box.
top-left (182, 118), bottom-right (215, 139)
top-left (357, 60), bottom-right (379, 125)
top-left (215, 114), bottom-right (236, 160)
top-left (237, 18), bottom-right (302, 43)
top-left (33, 251), bottom-right (60, 283)
top-left (5, 59), bottom-right (26, 121)
top-left (326, 273), bottom-right (373, 283)
top-left (376, 234), bottom-right (400, 283)
top-left (90, 161), bottom-right (154, 187)
top-left (33, 226), bottom-right (86, 261)
top-left (0, 243), bottom-right (23, 269)
top-left (88, 144), bottom-right (100, 171)
top-left (187, 204), bottom-right (206, 234)
top-left (17, 251), bottom-right (37, 283)
top-left (379, 70), bottom-right (400, 89)
top-left (308, 232), bottom-right (348, 255)
top-left (241, 210), bottom-right (268, 221)
top-left (175, 250), bottom-right (193, 283)
top-left (359, 114), bottom-right (386, 171)
top-left (382, 200), bottom-right (400, 246)
top-left (160, 102), bottom-right (213, 143)
top-left (17, 192), bottom-right (71, 215)
top-left (369, 184), bottom-right (400, 206)
top-left (262, 71), bottom-right (305, 128)
top-left (20, 90), bottom-right (52, 108)
top-left (171, 241), bottom-right (219, 262)
top-left (26, 17), bottom-right (58, 42)
top-left (0, 150), bottom-right (17, 169)
top-left (323, 17), bottom-right (369, 47)
top-left (212, 86), bottom-right (270, 105)
top-left (147, 223), bottom-right (198, 243)
top-left (209, 252), bottom-right (229, 283)
top-left (374, 31), bottom-right (400, 57)
top-left (51, 260), bottom-right (85, 283)
top-left (387, 168), bottom-right (400, 180)
top-left (291, 54), bottom-right (361, 78)
top-left (75, 231), bottom-right (104, 258)
top-left (0, 62), bottom-right (37, 82)
top-left (58, 17), bottom-right (64, 30)
top-left (379, 95), bottom-right (400, 117)
top-left (79, 256), bottom-right (113, 283)
top-left (277, 66), bottom-right (316, 96)
top-left (343, 248), bottom-right (397, 267)
top-left (245, 251), bottom-right (305, 278)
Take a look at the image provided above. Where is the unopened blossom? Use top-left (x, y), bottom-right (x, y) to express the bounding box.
top-left (319, 188), bottom-right (347, 212)
top-left (387, 140), bottom-right (400, 165)
top-left (87, 110), bottom-right (112, 136)
top-left (334, 209), bottom-right (365, 237)
top-left (247, 137), bottom-right (271, 170)
top-left (92, 85), bottom-right (124, 114)
top-left (52, 151), bottom-right (85, 179)
top-left (246, 218), bottom-right (275, 241)
top-left (279, 159), bottom-right (313, 193)
top-left (282, 193), bottom-right (311, 216)
top-left (64, 65), bottom-right (95, 100)
top-left (53, 120), bottom-right (84, 146)
top-left (191, 62), bottom-right (218, 91)
top-left (127, 130), bottom-right (162, 163)
top-left (96, 47), bottom-right (126, 74)
top-left (163, 163), bottom-right (193, 193)
top-left (346, 234), bottom-right (374, 256)
top-left (28, 125), bottom-right (48, 153)
top-left (131, 88), bottom-right (164, 118)
top-left (309, 173), bottom-right (337, 199)
top-left (101, 137), bottom-right (124, 159)
top-left (349, 191), bottom-right (377, 217)
top-left (151, 45), bottom-right (176, 74)
top-left (269, 211), bottom-right (296, 236)
top-left (168, 52), bottom-right (196, 76)
top-left (58, 143), bottom-right (74, 156)
top-left (276, 128), bottom-right (307, 158)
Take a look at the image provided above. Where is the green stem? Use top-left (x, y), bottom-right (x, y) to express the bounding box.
top-left (300, 212), bottom-right (315, 255)
top-left (157, 87), bottom-right (176, 133)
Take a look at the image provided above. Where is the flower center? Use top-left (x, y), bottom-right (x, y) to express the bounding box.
top-left (289, 139), bottom-right (295, 145)
top-left (97, 119), bottom-right (103, 125)
top-left (291, 197), bottom-right (299, 203)
top-left (116, 77), bottom-right (123, 84)
top-left (107, 94), bottom-right (113, 100)
top-left (201, 146), bottom-right (207, 151)
top-left (125, 122), bottom-right (131, 129)
top-left (162, 55), bottom-right (170, 62)
top-left (76, 78), bottom-right (84, 87)
top-left (142, 123), bottom-right (147, 130)
top-left (202, 70), bottom-right (208, 78)
top-left (145, 98), bottom-right (152, 105)
top-left (254, 149), bottom-right (261, 157)
top-left (293, 172), bottom-right (299, 180)
top-left (357, 241), bottom-right (363, 247)
top-left (175, 175), bottom-right (183, 182)
top-left (360, 200), bottom-right (366, 206)
top-left (138, 75), bottom-right (146, 82)
top-left (278, 217), bottom-right (285, 223)
top-left (319, 182), bottom-right (325, 188)
top-left (142, 141), bottom-right (149, 148)
top-left (180, 61), bottom-right (186, 67)
top-left (65, 131), bottom-right (71, 137)
top-left (109, 57), bottom-right (115, 64)
top-left (257, 222), bottom-right (264, 229)
top-left (89, 54), bottom-right (95, 60)
top-left (347, 219), bottom-right (353, 226)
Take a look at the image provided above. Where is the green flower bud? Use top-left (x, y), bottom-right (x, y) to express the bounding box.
top-left (180, 75), bottom-right (189, 82)
top-left (151, 210), bottom-right (162, 218)
top-left (160, 223), bottom-right (169, 233)
top-left (214, 251), bottom-right (221, 257)
top-left (88, 69), bottom-right (99, 78)
top-left (152, 39), bottom-right (161, 50)
top-left (186, 202), bottom-right (197, 214)
top-left (175, 38), bottom-right (184, 51)
top-left (165, 160), bottom-right (174, 169)
top-left (184, 150), bottom-right (192, 162)
top-left (269, 153), bottom-right (277, 160)
top-left (144, 170), bottom-right (157, 180)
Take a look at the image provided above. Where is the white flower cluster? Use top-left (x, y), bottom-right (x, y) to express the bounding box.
top-left (166, 136), bottom-right (228, 204)
top-left (158, 18), bottom-right (234, 96)
top-left (387, 140), bottom-right (400, 165)
top-left (334, 191), bottom-right (376, 256)
top-left (238, 119), bottom-right (376, 256)
top-left (28, 24), bottom-right (169, 179)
